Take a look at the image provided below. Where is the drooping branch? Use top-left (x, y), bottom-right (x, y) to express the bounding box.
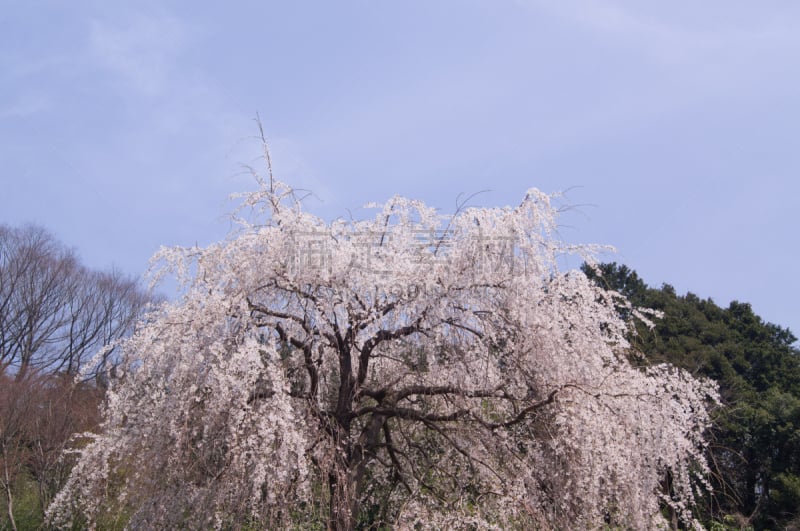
top-left (357, 320), bottom-right (425, 385)
top-left (381, 422), bottom-right (412, 494)
top-left (353, 405), bottom-right (470, 423)
top-left (360, 383), bottom-right (505, 404)
top-left (247, 299), bottom-right (311, 334)
top-left (480, 388), bottom-right (559, 430)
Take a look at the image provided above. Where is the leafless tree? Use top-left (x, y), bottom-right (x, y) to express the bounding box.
top-left (0, 224), bottom-right (152, 527)
top-left (0, 225), bottom-right (151, 380)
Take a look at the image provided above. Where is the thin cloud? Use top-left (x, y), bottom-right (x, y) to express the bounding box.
top-left (523, 0), bottom-right (800, 66)
top-left (0, 92), bottom-right (51, 118)
top-left (88, 13), bottom-right (190, 96)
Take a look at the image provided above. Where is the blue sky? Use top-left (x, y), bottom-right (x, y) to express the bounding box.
top-left (2, 1), bottom-right (799, 336)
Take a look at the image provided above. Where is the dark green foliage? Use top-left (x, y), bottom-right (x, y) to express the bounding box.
top-left (584, 263), bottom-right (800, 530)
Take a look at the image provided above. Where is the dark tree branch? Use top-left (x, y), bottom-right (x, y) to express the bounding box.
top-left (357, 320), bottom-right (424, 385)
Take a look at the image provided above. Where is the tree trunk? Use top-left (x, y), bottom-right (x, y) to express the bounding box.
top-left (2, 443), bottom-right (18, 531)
top-left (328, 469), bottom-right (359, 531)
top-left (327, 413), bottom-right (387, 530)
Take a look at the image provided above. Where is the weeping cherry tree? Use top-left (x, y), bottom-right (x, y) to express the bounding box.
top-left (48, 160), bottom-right (718, 530)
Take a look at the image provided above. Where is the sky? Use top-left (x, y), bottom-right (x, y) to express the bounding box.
top-left (2, 1), bottom-right (799, 337)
